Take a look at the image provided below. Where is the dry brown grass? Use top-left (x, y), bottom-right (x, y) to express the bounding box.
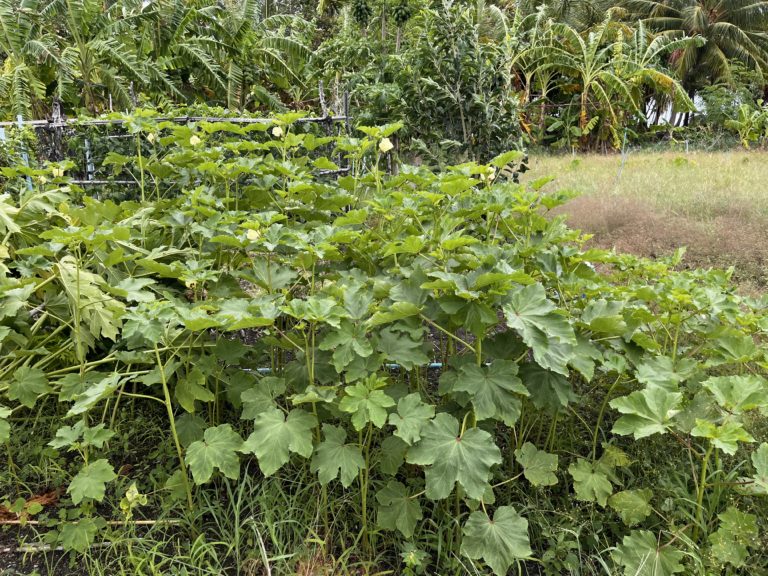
top-left (528, 151), bottom-right (768, 290)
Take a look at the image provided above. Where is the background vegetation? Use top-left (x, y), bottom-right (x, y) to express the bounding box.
top-left (4, 0), bottom-right (768, 155)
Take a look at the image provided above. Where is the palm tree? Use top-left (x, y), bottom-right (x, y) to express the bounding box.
top-left (0, 0), bottom-right (59, 118)
top-left (622, 19), bottom-right (702, 123)
top-left (135, 0), bottom-right (229, 103)
top-left (224, 6), bottom-right (311, 109)
top-left (625, 0), bottom-right (768, 89)
top-left (538, 16), bottom-right (694, 146)
top-left (542, 18), bottom-right (639, 145)
top-left (49, 0), bottom-right (175, 112)
top-left (519, 0), bottom-right (625, 31)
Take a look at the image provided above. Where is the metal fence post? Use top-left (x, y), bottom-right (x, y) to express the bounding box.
top-left (17, 114), bottom-right (33, 191)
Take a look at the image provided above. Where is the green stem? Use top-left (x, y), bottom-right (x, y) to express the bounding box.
top-left (155, 345), bottom-right (194, 511)
top-left (694, 443), bottom-right (714, 541)
top-left (420, 315), bottom-right (476, 354)
top-left (671, 319), bottom-right (681, 361)
top-left (359, 423), bottom-right (372, 552)
top-left (592, 374), bottom-right (622, 461)
top-left (137, 133), bottom-right (146, 203)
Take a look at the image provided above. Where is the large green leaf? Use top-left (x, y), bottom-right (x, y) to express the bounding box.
top-left (241, 407), bottom-right (316, 476)
top-left (634, 355), bottom-right (696, 391)
top-left (68, 459), bottom-right (117, 504)
top-left (708, 507), bottom-right (757, 567)
top-left (612, 530), bottom-right (685, 576)
top-left (388, 393), bottom-right (435, 445)
top-left (283, 296), bottom-right (342, 327)
top-left (514, 442), bottom-right (558, 486)
top-left (176, 413), bottom-right (206, 448)
top-left (751, 442), bottom-right (768, 493)
top-left (608, 489), bottom-right (653, 526)
top-left (376, 326), bottom-right (429, 370)
top-left (57, 255), bottom-right (124, 341)
top-left (406, 413), bottom-right (501, 500)
top-left (461, 506), bottom-right (532, 576)
top-left (241, 377), bottom-right (287, 419)
top-left (568, 458), bottom-right (612, 506)
top-left (502, 283), bottom-right (576, 375)
top-left (703, 375), bottom-right (768, 414)
top-left (610, 388), bottom-right (682, 439)
top-left (0, 405), bottom-right (10, 444)
top-left (8, 366), bottom-right (51, 409)
top-left (50, 422), bottom-right (114, 451)
top-left (175, 368), bottom-right (215, 413)
top-left (581, 299), bottom-right (627, 336)
top-left (68, 374), bottom-right (122, 416)
top-left (339, 375), bottom-right (395, 430)
top-left (519, 363), bottom-right (576, 413)
top-left (60, 518), bottom-right (100, 553)
top-left (310, 424), bottom-right (364, 487)
top-left (438, 297), bottom-right (497, 337)
top-left (375, 480), bottom-right (422, 538)
top-left (319, 320), bottom-right (373, 372)
top-left (453, 360), bottom-right (528, 426)
top-left (185, 424), bottom-right (244, 484)
top-left (691, 419), bottom-right (754, 455)
top-left (379, 435), bottom-right (408, 475)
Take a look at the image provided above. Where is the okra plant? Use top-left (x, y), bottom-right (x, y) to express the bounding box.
top-left (1, 110), bottom-right (766, 574)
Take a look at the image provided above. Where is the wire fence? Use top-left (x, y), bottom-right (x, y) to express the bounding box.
top-left (0, 87), bottom-right (353, 192)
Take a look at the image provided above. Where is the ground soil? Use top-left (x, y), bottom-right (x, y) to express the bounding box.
top-left (557, 194), bottom-right (768, 293)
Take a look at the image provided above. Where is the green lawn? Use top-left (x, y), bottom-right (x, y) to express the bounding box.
top-left (528, 151), bottom-right (768, 291)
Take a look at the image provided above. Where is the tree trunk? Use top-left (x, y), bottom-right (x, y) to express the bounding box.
top-left (381, 10), bottom-right (387, 44)
top-left (579, 90), bottom-right (589, 149)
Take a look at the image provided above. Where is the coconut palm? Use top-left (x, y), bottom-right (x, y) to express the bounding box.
top-left (625, 0), bottom-right (768, 89)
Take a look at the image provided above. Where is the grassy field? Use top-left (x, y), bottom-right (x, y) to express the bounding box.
top-left (528, 151), bottom-right (768, 291)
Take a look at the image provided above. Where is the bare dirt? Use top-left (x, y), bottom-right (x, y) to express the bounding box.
top-left (557, 194), bottom-right (768, 292)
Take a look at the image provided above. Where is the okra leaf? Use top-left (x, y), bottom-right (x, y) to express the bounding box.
top-left (568, 458), bottom-right (612, 506)
top-left (339, 376), bottom-right (395, 431)
top-left (691, 419), bottom-right (754, 455)
top-left (310, 424), bottom-right (364, 487)
top-left (242, 407), bottom-right (316, 476)
top-left (454, 361), bottom-right (528, 426)
top-left (461, 506), bottom-right (532, 576)
top-left (709, 507), bottom-right (757, 568)
top-left (68, 459), bottom-right (117, 504)
top-left (612, 530), bottom-right (685, 576)
top-left (406, 413), bottom-right (501, 500)
top-left (388, 393), bottom-right (435, 445)
top-left (514, 442), bottom-right (558, 486)
top-left (703, 375), bottom-right (768, 414)
top-left (185, 424), bottom-right (243, 484)
top-left (610, 388), bottom-right (682, 439)
top-left (608, 489), bottom-right (653, 526)
top-left (376, 480), bottom-right (422, 538)
top-left (8, 366), bottom-right (51, 409)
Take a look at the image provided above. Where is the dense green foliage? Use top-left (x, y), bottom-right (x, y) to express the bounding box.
top-left (2, 114), bottom-right (768, 574)
top-left (0, 0), bottom-right (312, 116)
top-left (4, 0), bottom-right (768, 152)
top-left (3, 0), bottom-right (768, 571)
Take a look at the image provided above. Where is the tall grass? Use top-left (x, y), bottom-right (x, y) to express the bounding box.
top-left (529, 151), bottom-right (768, 221)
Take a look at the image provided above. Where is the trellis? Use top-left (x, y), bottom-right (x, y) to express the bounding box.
top-left (0, 89), bottom-right (353, 189)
